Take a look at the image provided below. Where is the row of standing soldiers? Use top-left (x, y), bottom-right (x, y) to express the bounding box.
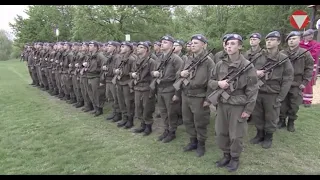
top-left (22, 31), bottom-right (314, 172)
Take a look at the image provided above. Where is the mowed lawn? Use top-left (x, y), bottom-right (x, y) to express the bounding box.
top-left (1, 60), bottom-right (320, 175)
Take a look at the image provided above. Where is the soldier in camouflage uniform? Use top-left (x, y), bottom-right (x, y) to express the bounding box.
top-left (114, 42), bottom-right (137, 128)
top-left (243, 33), bottom-right (263, 124)
top-left (55, 42), bottom-right (65, 99)
top-left (131, 41), bottom-right (157, 136)
top-left (151, 35), bottom-right (183, 143)
top-left (80, 42), bottom-right (94, 112)
top-left (250, 31), bottom-right (294, 149)
top-left (152, 41), bottom-right (163, 119)
top-left (208, 34), bottom-right (259, 172)
top-left (213, 34), bottom-right (230, 64)
top-left (185, 41), bottom-right (192, 57)
top-left (70, 42), bottom-right (82, 106)
top-left (243, 33), bottom-right (263, 61)
top-left (173, 39), bottom-right (188, 126)
top-left (45, 43), bottom-right (56, 95)
top-left (279, 31), bottom-right (314, 132)
top-left (103, 41), bottom-right (122, 121)
top-left (61, 42), bottom-right (75, 102)
top-left (86, 41), bottom-right (108, 116)
top-left (177, 34), bottom-right (215, 157)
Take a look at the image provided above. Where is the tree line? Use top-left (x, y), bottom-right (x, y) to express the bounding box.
top-left (4, 5), bottom-right (319, 60)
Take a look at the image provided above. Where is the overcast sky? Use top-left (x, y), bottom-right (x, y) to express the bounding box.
top-left (0, 5), bottom-right (29, 34)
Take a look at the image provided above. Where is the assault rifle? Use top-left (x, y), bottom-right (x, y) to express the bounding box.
top-left (128, 55), bottom-right (152, 93)
top-left (207, 50), bottom-right (263, 106)
top-left (257, 45), bottom-right (315, 87)
top-left (173, 48), bottom-right (215, 91)
top-left (149, 47), bottom-right (176, 91)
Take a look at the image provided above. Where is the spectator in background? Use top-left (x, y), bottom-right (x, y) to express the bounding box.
top-left (299, 29), bottom-right (320, 107)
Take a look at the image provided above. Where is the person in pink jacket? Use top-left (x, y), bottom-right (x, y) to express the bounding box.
top-left (299, 29), bottom-right (320, 107)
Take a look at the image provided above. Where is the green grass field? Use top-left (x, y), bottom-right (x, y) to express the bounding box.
top-left (1, 59), bottom-right (320, 175)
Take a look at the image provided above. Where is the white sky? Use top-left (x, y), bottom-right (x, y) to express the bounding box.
top-left (0, 5), bottom-right (29, 34)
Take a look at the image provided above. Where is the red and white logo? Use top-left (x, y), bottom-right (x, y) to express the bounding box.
top-left (290, 10), bottom-right (310, 30)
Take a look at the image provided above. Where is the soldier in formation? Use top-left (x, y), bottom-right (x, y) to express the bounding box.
top-left (22, 29), bottom-right (318, 172)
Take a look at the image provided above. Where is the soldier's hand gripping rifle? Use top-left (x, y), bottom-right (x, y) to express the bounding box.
top-left (128, 55), bottom-right (152, 93)
top-left (208, 52), bottom-right (263, 106)
top-left (112, 60), bottom-right (125, 85)
top-left (257, 45), bottom-right (315, 87)
top-left (149, 47), bottom-right (176, 92)
top-left (173, 48), bottom-right (215, 91)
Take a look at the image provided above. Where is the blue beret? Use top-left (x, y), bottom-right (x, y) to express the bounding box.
top-left (145, 41), bottom-right (152, 47)
top-left (154, 41), bottom-right (161, 46)
top-left (265, 31), bottom-right (281, 39)
top-left (286, 31), bottom-right (301, 42)
top-left (107, 41), bottom-right (118, 47)
top-left (137, 41), bottom-right (149, 49)
top-left (186, 41), bottom-right (192, 46)
top-left (121, 41), bottom-right (133, 49)
top-left (249, 33), bottom-right (262, 39)
top-left (222, 34), bottom-right (232, 42)
top-left (303, 29), bottom-right (316, 37)
top-left (191, 34), bottom-right (207, 43)
top-left (89, 41), bottom-right (99, 47)
top-left (38, 42), bottom-right (43, 46)
top-left (225, 34), bottom-right (243, 42)
top-left (174, 40), bottom-right (185, 46)
top-left (130, 42), bottom-right (137, 46)
top-left (161, 35), bottom-right (175, 43)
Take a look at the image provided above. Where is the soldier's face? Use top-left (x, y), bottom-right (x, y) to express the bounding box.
top-left (153, 44), bottom-right (160, 51)
top-left (303, 34), bottom-right (313, 41)
top-left (266, 38), bottom-right (280, 49)
top-left (107, 45), bottom-right (116, 53)
top-left (249, 38), bottom-right (260, 46)
top-left (191, 39), bottom-right (205, 53)
top-left (136, 45), bottom-right (147, 55)
top-left (64, 44), bottom-right (69, 50)
top-left (161, 40), bottom-right (172, 51)
top-left (288, 36), bottom-right (300, 47)
top-left (225, 40), bottom-right (242, 55)
top-left (89, 44), bottom-right (96, 52)
top-left (186, 45), bottom-right (191, 52)
top-left (120, 45), bottom-right (130, 54)
top-left (81, 45), bottom-right (87, 51)
top-left (173, 43), bottom-right (182, 53)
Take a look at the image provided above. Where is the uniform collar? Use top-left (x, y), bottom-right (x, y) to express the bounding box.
top-left (222, 53), bottom-right (243, 68)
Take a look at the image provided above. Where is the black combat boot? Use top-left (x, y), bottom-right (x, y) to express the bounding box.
top-left (67, 97), bottom-right (77, 104)
top-left (94, 107), bottom-right (103, 117)
top-left (155, 113), bottom-right (161, 118)
top-left (287, 119), bottom-right (295, 132)
top-left (163, 131), bottom-right (176, 143)
top-left (183, 138), bottom-right (198, 152)
top-left (134, 123), bottom-right (146, 133)
top-left (261, 132), bottom-right (273, 149)
top-left (82, 105), bottom-right (93, 112)
top-left (112, 113), bottom-right (122, 122)
top-left (226, 157), bottom-right (240, 172)
top-left (143, 124), bottom-right (152, 136)
top-left (58, 92), bottom-right (64, 99)
top-left (158, 129), bottom-right (169, 141)
top-left (216, 153), bottom-right (231, 167)
top-left (124, 116), bottom-right (134, 129)
top-left (91, 106), bottom-right (97, 114)
top-left (117, 115), bottom-right (128, 127)
top-left (106, 110), bottom-right (116, 120)
top-left (277, 118), bottom-right (286, 129)
top-left (196, 140), bottom-right (205, 157)
top-left (250, 129), bottom-right (265, 144)
top-left (75, 101), bottom-right (84, 108)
